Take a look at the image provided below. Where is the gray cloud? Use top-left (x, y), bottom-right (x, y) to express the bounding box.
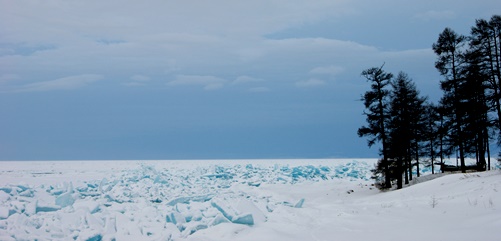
top-left (9, 74), bottom-right (103, 92)
top-left (414, 10), bottom-right (457, 21)
top-left (310, 65), bottom-right (345, 75)
top-left (295, 79), bottom-right (326, 88)
top-left (248, 87), bottom-right (271, 92)
top-left (0, 74), bottom-right (20, 83)
top-left (130, 75), bottom-right (150, 82)
top-left (166, 75), bottom-right (228, 90)
top-left (232, 76), bottom-right (265, 85)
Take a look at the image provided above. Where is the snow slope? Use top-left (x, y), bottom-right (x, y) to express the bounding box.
top-left (0, 159), bottom-right (499, 241)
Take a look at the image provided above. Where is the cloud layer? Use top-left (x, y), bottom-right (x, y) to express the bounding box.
top-left (6, 74), bottom-right (103, 92)
top-left (1, 1), bottom-right (499, 159)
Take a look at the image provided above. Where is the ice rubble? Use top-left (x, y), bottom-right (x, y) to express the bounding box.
top-left (0, 160), bottom-right (373, 240)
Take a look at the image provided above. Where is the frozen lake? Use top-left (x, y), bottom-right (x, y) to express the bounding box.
top-left (0, 159), bottom-right (499, 240)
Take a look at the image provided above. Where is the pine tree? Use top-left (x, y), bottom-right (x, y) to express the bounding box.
top-left (470, 15), bottom-right (501, 134)
top-left (387, 72), bottom-right (427, 188)
top-left (358, 65), bottom-right (393, 189)
top-left (433, 27), bottom-right (469, 173)
top-left (469, 15), bottom-right (501, 170)
top-left (460, 49), bottom-right (490, 170)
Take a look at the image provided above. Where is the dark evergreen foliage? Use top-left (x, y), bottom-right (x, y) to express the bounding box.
top-left (433, 27), bottom-right (469, 173)
top-left (391, 72), bottom-right (427, 186)
top-left (431, 15), bottom-right (500, 172)
top-left (358, 65), bottom-right (393, 189)
top-left (359, 15), bottom-right (500, 189)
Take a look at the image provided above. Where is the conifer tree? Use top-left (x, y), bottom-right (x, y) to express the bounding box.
top-left (433, 27), bottom-right (468, 173)
top-left (387, 72), bottom-right (426, 188)
top-left (470, 15), bottom-right (501, 134)
top-left (358, 65), bottom-right (392, 188)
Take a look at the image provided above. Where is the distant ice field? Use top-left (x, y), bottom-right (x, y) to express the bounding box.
top-left (0, 159), bottom-right (377, 185)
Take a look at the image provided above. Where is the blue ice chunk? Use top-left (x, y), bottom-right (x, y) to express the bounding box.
top-left (235, 198), bottom-right (267, 223)
top-left (166, 214), bottom-right (172, 223)
top-left (84, 234), bottom-right (102, 241)
top-left (104, 194), bottom-right (123, 203)
top-left (79, 191), bottom-right (100, 197)
top-left (278, 165), bottom-right (331, 183)
top-left (330, 161), bottom-right (371, 180)
top-left (247, 182), bottom-right (261, 187)
top-left (232, 213), bottom-right (254, 226)
top-left (55, 192), bottom-right (75, 208)
top-left (185, 223), bottom-right (208, 235)
top-left (347, 170), bottom-right (359, 178)
top-left (167, 197), bottom-right (191, 206)
top-left (50, 188), bottom-right (65, 196)
top-left (18, 189), bottom-right (34, 197)
top-left (202, 173), bottom-right (234, 180)
top-left (214, 166), bottom-right (225, 173)
top-left (276, 176), bottom-right (288, 182)
top-left (208, 214), bottom-right (230, 226)
top-left (36, 205), bottom-right (61, 213)
top-left (266, 203), bottom-right (275, 212)
top-left (211, 200), bottom-right (235, 221)
top-left (154, 175), bottom-right (169, 184)
top-left (98, 178), bottom-right (108, 193)
top-left (25, 201), bottom-right (37, 216)
top-left (192, 194), bottom-right (214, 202)
top-left (201, 165), bottom-right (236, 180)
top-left (169, 213), bottom-right (178, 224)
top-left (176, 203), bottom-right (192, 222)
top-left (76, 186), bottom-right (89, 192)
top-left (211, 199), bottom-right (256, 226)
top-left (168, 212), bottom-right (186, 225)
top-left (0, 187), bottom-right (12, 194)
top-left (17, 185), bottom-right (29, 192)
top-left (294, 198), bottom-right (305, 208)
top-left (167, 194), bottom-right (214, 206)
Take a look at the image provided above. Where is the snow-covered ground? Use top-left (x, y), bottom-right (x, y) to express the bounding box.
top-left (0, 159), bottom-right (499, 241)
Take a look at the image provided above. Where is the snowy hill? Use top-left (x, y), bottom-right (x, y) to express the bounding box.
top-left (0, 159), bottom-right (499, 240)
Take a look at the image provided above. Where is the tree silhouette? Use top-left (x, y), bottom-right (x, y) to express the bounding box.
top-left (358, 65), bottom-right (393, 188)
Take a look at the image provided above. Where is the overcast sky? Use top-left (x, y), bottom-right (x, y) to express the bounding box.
top-left (1, 1), bottom-right (500, 160)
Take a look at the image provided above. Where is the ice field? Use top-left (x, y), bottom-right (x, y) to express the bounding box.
top-left (0, 159), bottom-right (500, 241)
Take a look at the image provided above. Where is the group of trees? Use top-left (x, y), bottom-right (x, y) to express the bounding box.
top-left (358, 15), bottom-right (501, 189)
top-left (358, 65), bottom-right (430, 189)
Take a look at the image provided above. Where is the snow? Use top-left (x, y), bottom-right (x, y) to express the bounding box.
top-left (0, 159), bottom-right (499, 240)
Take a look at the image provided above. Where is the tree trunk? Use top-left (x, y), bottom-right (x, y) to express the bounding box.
top-left (459, 142), bottom-right (466, 173)
top-left (404, 150), bottom-right (409, 184)
top-left (487, 135), bottom-right (491, 171)
top-left (408, 150), bottom-right (413, 181)
top-left (415, 138), bottom-right (420, 177)
top-left (397, 157), bottom-right (403, 189)
top-left (430, 138), bottom-right (435, 174)
top-left (377, 87), bottom-right (391, 189)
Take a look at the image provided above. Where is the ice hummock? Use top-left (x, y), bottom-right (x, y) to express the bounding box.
top-left (0, 160), bottom-right (376, 240)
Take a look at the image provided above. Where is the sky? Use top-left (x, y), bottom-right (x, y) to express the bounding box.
top-left (1, 0), bottom-right (500, 160)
